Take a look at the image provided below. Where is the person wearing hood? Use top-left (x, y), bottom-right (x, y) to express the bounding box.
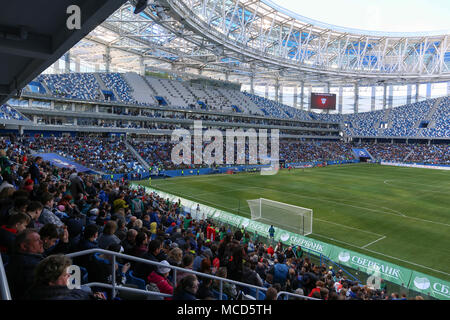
top-left (147, 260), bottom-right (174, 300)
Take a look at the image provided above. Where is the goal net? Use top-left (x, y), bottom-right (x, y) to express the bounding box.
top-left (247, 198), bottom-right (313, 236)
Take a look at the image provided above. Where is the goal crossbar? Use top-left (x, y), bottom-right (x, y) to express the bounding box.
top-left (247, 198), bottom-right (313, 236)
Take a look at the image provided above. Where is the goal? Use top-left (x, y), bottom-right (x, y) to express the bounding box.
top-left (247, 198), bottom-right (313, 236)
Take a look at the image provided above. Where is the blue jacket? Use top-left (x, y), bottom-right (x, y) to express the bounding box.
top-left (273, 263), bottom-right (289, 286)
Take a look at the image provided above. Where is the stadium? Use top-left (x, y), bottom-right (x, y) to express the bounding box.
top-left (0, 0), bottom-right (449, 302)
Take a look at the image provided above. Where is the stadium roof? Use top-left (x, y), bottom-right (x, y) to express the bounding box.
top-left (52, 0), bottom-right (450, 88)
top-left (0, 0), bottom-right (126, 105)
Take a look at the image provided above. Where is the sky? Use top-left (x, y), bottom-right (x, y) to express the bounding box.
top-left (271, 0), bottom-right (450, 33)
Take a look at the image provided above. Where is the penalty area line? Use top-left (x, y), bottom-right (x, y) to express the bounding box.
top-left (361, 236), bottom-right (387, 249)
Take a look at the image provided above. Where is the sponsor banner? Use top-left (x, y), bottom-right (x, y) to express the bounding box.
top-left (133, 183), bottom-right (450, 300)
top-left (408, 271), bottom-right (450, 300)
top-left (34, 153), bottom-right (95, 173)
top-left (328, 248), bottom-right (412, 287)
top-left (275, 230), bottom-right (332, 256)
top-left (352, 148), bottom-right (372, 158)
top-left (381, 161), bottom-right (450, 171)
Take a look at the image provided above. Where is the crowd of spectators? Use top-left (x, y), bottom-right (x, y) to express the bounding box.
top-left (19, 136), bottom-right (147, 175)
top-left (0, 135), bottom-right (431, 300)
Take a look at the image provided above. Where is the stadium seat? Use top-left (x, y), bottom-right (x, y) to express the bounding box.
top-left (125, 270), bottom-right (146, 290)
top-left (212, 289), bottom-right (228, 300)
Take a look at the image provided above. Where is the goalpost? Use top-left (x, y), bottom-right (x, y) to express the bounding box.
top-left (247, 198), bottom-right (313, 236)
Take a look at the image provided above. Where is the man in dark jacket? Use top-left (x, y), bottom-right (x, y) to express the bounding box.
top-left (133, 239), bottom-right (162, 280)
top-left (70, 172), bottom-right (86, 202)
top-left (29, 156), bottom-right (42, 185)
top-left (0, 213), bottom-right (30, 254)
top-left (6, 229), bottom-right (45, 299)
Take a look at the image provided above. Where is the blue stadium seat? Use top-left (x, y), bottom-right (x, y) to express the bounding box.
top-left (212, 289), bottom-right (228, 300)
top-left (125, 270), bottom-right (146, 290)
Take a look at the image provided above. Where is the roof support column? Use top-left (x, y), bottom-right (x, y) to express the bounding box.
top-left (338, 86), bottom-right (343, 114)
top-left (415, 83), bottom-right (419, 102)
top-left (250, 76), bottom-right (254, 95)
top-left (265, 84), bottom-right (269, 99)
top-left (308, 85), bottom-right (313, 111)
top-left (65, 52), bottom-right (71, 73)
top-left (383, 83), bottom-right (387, 110)
top-left (354, 82), bottom-right (359, 114)
top-left (293, 86), bottom-right (298, 109)
top-left (447, 81), bottom-right (450, 96)
top-left (274, 79), bottom-right (279, 103)
top-left (371, 85), bottom-right (376, 111)
top-left (426, 83), bottom-right (432, 99)
top-left (53, 59), bottom-right (60, 74)
top-left (300, 81), bottom-right (304, 110)
top-left (388, 85), bottom-right (393, 108)
top-left (104, 46), bottom-right (111, 73)
top-left (406, 84), bottom-right (412, 105)
top-left (139, 56), bottom-right (145, 76)
top-left (279, 85), bottom-right (283, 104)
top-left (75, 56), bottom-right (80, 73)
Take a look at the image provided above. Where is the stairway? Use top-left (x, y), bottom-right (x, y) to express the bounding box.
top-left (123, 72), bottom-right (157, 105)
top-left (124, 140), bottom-right (150, 171)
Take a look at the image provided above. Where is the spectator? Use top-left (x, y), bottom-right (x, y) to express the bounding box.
top-left (97, 220), bottom-right (121, 249)
top-left (121, 229), bottom-right (138, 255)
top-left (25, 201), bottom-right (44, 230)
top-left (134, 239), bottom-right (162, 280)
top-left (39, 192), bottom-right (64, 228)
top-left (23, 254), bottom-right (105, 300)
top-left (6, 229), bottom-right (44, 299)
top-left (264, 286), bottom-right (278, 300)
top-left (173, 274), bottom-right (198, 300)
top-left (0, 213), bottom-right (30, 254)
top-left (147, 260), bottom-right (174, 299)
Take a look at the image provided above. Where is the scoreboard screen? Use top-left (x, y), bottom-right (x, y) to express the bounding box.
top-left (310, 93), bottom-right (336, 110)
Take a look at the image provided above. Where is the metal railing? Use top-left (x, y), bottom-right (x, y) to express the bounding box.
top-left (0, 254), bottom-right (12, 300)
top-left (65, 249), bottom-right (320, 300)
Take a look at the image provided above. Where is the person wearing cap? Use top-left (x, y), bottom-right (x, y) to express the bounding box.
top-left (147, 260), bottom-right (174, 300)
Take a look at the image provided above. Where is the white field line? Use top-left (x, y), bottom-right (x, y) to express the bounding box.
top-left (383, 179), bottom-right (450, 194)
top-left (380, 206), bottom-right (406, 217)
top-left (312, 233), bottom-right (450, 277)
top-left (241, 185), bottom-right (450, 227)
top-left (153, 182), bottom-right (450, 227)
top-left (361, 236), bottom-right (387, 249)
top-left (314, 218), bottom-right (384, 237)
top-left (147, 183), bottom-right (450, 278)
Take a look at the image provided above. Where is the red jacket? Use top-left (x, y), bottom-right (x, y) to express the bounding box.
top-left (147, 271), bottom-right (173, 300)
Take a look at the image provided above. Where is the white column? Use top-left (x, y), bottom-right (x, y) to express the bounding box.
top-left (383, 83), bottom-right (387, 109)
top-left (75, 57), bottom-right (80, 72)
top-left (54, 59), bottom-right (60, 74)
top-left (308, 85), bottom-right (312, 111)
top-left (65, 52), bottom-right (71, 73)
top-left (415, 83), bottom-right (420, 102)
top-left (406, 84), bottom-right (412, 105)
top-left (354, 83), bottom-right (359, 114)
top-left (426, 83), bottom-right (432, 99)
top-left (265, 84), bottom-right (269, 99)
top-left (139, 56), bottom-right (145, 76)
top-left (293, 86), bottom-right (298, 109)
top-left (105, 46), bottom-right (111, 73)
top-left (250, 76), bottom-right (255, 95)
top-left (371, 86), bottom-right (376, 111)
top-left (279, 85), bottom-right (283, 104)
top-left (388, 85), bottom-right (393, 108)
top-left (300, 81), bottom-right (304, 110)
top-left (338, 86), bottom-right (343, 114)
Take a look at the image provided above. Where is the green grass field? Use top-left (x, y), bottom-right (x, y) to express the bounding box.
top-left (137, 163), bottom-right (450, 281)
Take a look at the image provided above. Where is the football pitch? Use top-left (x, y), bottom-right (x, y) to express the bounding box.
top-left (137, 163), bottom-right (450, 281)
